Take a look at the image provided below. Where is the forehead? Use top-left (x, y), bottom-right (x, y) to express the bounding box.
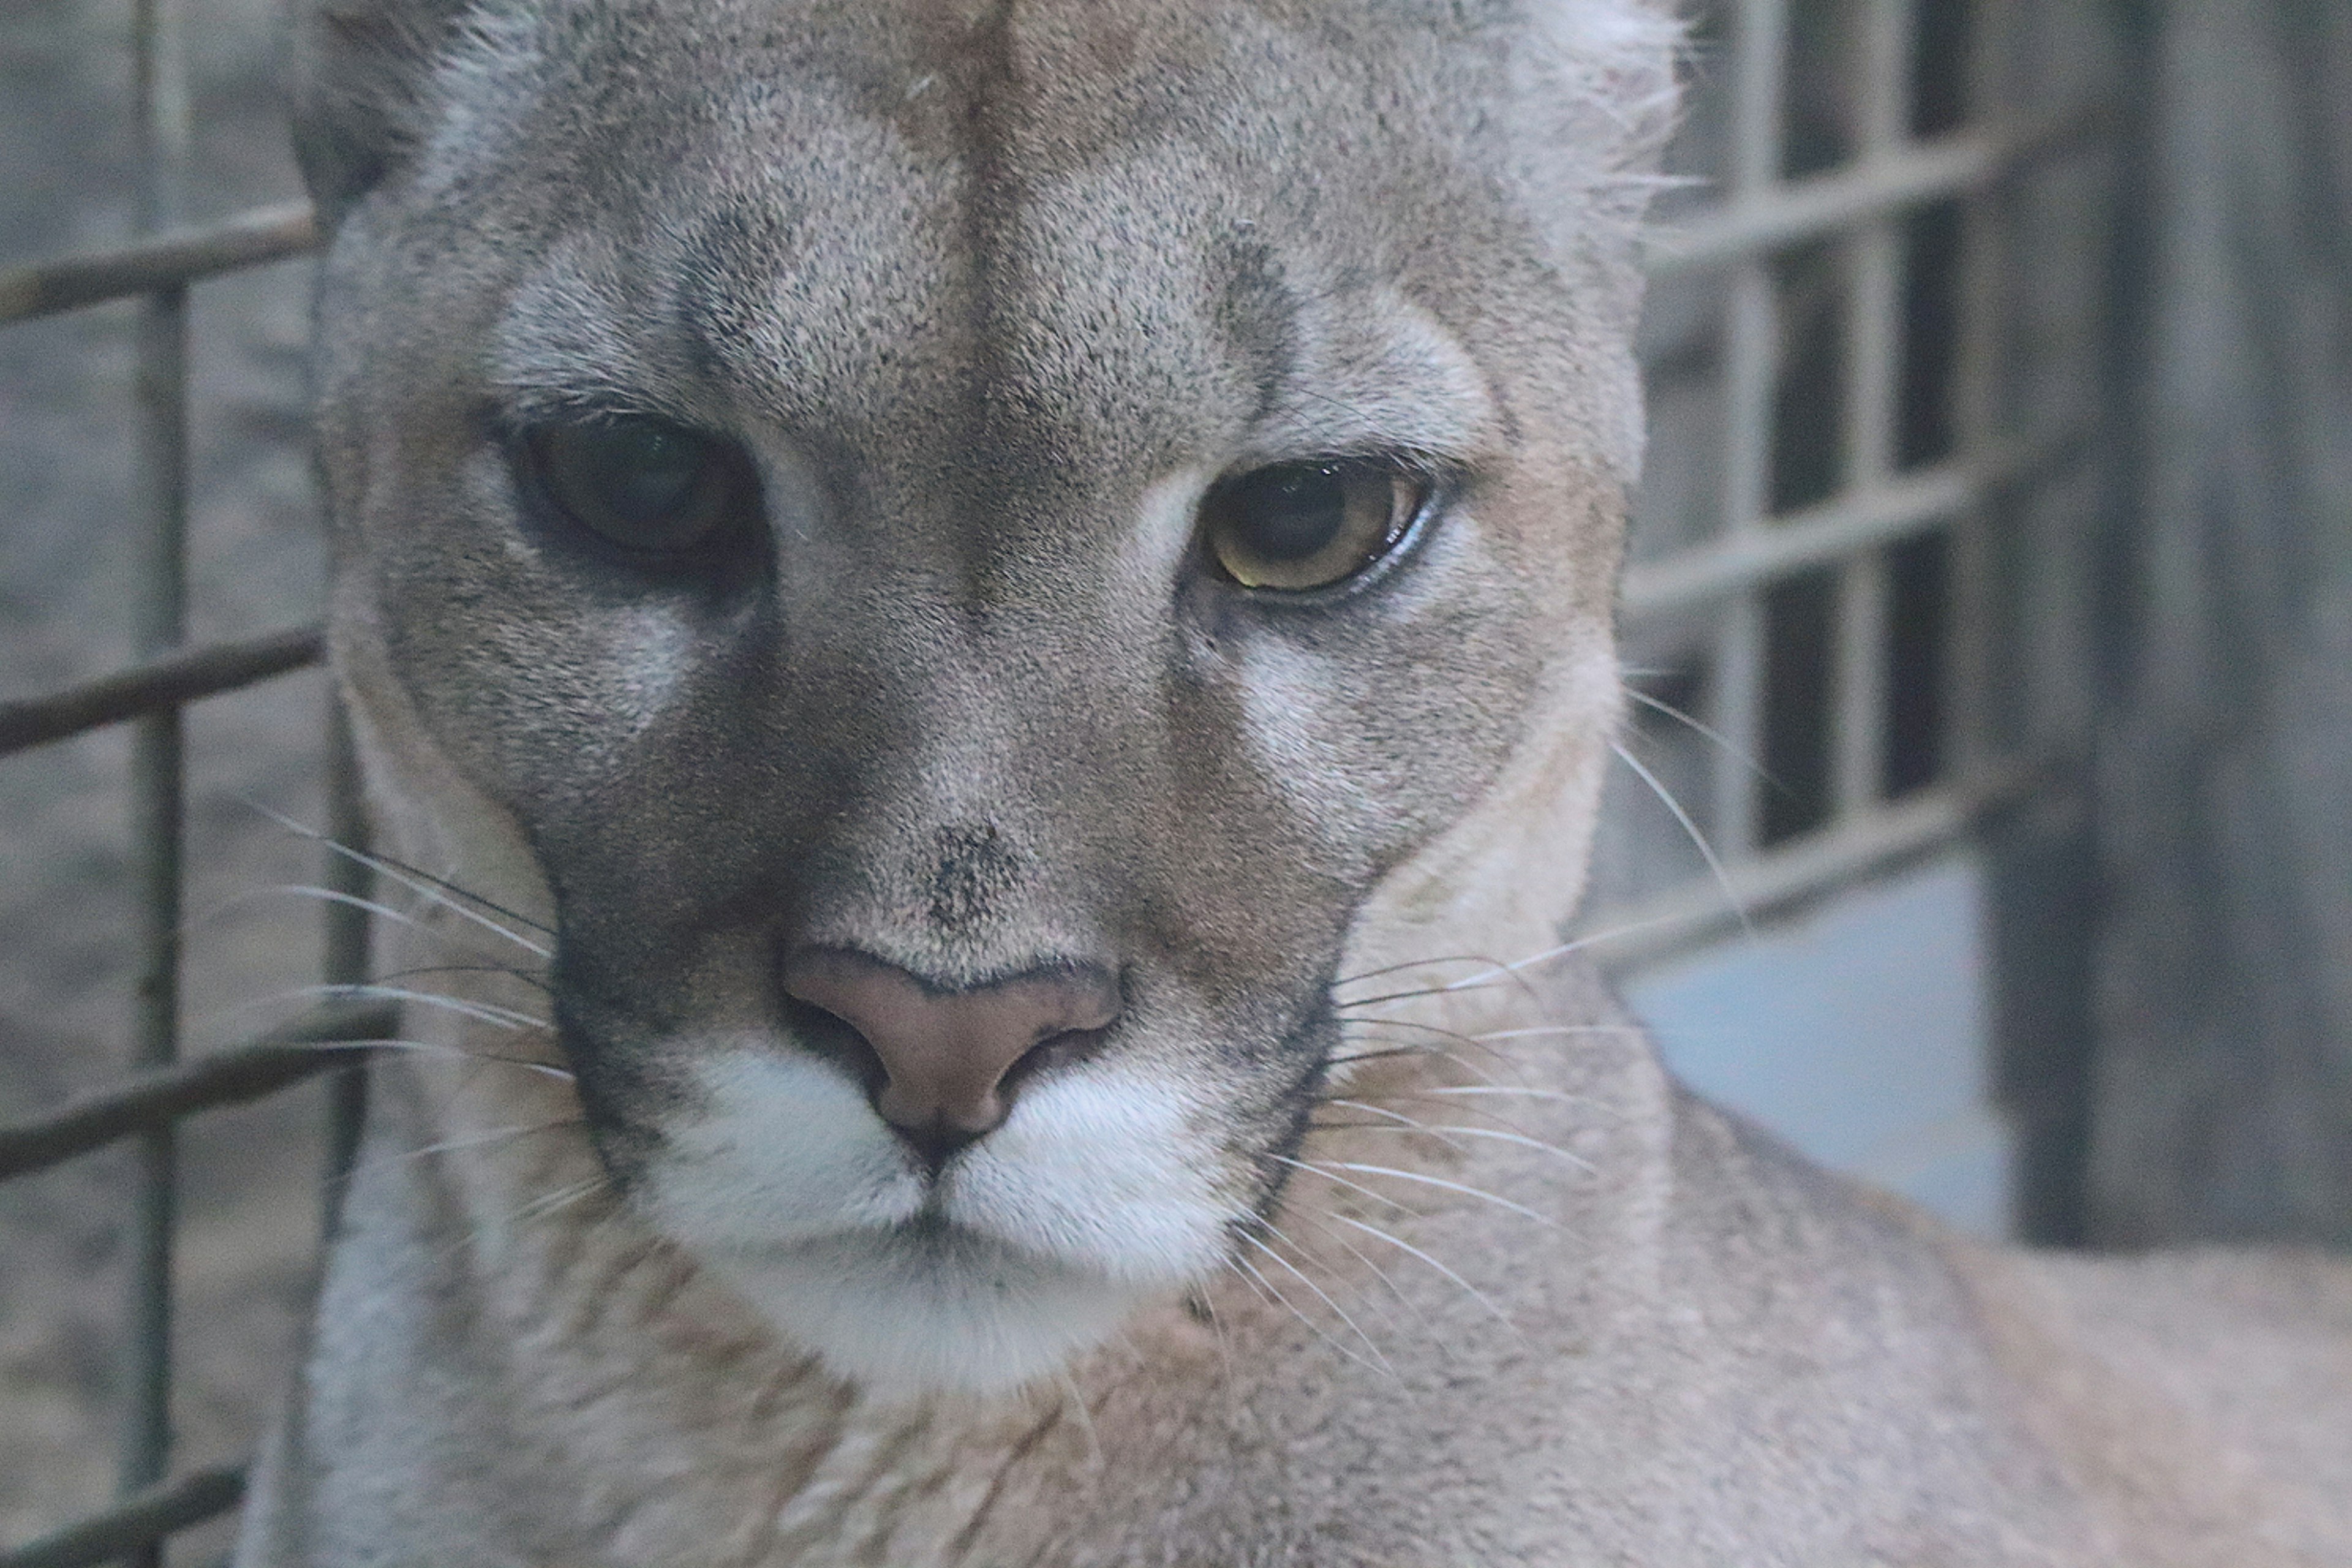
top-left (431, 0), bottom-right (1543, 456)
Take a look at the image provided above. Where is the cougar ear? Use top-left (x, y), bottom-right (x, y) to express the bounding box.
top-left (282, 0), bottom-right (478, 227)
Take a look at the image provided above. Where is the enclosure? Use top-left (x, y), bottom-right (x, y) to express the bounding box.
top-left (6, 0), bottom-right (2347, 1561)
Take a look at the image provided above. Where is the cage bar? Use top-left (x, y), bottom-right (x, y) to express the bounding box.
top-left (121, 2), bottom-right (192, 1555)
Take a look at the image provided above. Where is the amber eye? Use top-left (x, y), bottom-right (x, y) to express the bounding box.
top-left (1200, 460), bottom-right (1427, 592)
top-left (523, 417), bottom-right (755, 554)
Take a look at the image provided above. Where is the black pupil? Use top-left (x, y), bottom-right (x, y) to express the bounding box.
top-left (595, 421), bottom-right (707, 524)
top-left (1234, 464), bottom-right (1348, 562)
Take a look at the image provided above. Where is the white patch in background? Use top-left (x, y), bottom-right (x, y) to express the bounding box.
top-left (642, 1043), bottom-right (1229, 1393)
top-left (1625, 851), bottom-right (2012, 1238)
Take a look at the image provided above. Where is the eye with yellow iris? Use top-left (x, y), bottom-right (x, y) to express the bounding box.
top-left (1199, 459), bottom-right (1432, 593)
top-left (521, 415), bottom-right (759, 555)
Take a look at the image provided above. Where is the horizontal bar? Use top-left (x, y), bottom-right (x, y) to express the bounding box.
top-left (0, 624), bottom-right (322, 757)
top-left (1582, 761), bottom-right (2045, 974)
top-left (0, 201), bottom-right (316, 326)
top-left (1620, 431), bottom-right (2080, 620)
top-left (0, 1465), bottom-right (243, 1568)
top-left (1645, 103), bottom-right (2109, 277)
top-left (0, 1000), bottom-right (397, 1183)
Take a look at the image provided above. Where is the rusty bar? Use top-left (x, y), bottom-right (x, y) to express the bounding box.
top-left (0, 203), bottom-right (317, 327)
top-left (0, 625), bottom-right (325, 756)
top-left (0, 1002), bottom-right (399, 1185)
top-left (0, 1468), bottom-right (244, 1568)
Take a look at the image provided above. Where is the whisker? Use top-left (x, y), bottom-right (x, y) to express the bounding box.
top-left (1472, 1025), bottom-right (1643, 1041)
top-left (302, 982), bottom-right (552, 1033)
top-left (357, 1119), bottom-right (583, 1175)
top-left (246, 802), bottom-right (555, 956)
top-left (290, 1038), bottom-right (575, 1080)
top-left (1315, 1121), bottom-right (1596, 1175)
top-left (1622, 683), bottom-right (1777, 786)
top-left (1409, 1085), bottom-right (1594, 1106)
top-left (509, 1174), bottom-right (612, 1226)
top-left (1322, 1163), bottom-right (1554, 1226)
top-left (372, 962), bottom-right (555, 996)
top-left (1609, 738), bottom-right (1752, 937)
top-left (1266, 1153), bottom-right (1417, 1216)
top-left (1051, 1368), bottom-right (1105, 1473)
top-left (1226, 1251), bottom-right (1384, 1376)
top-left (1279, 1208), bottom-right (1438, 1338)
top-left (1232, 1228), bottom-right (1393, 1376)
top-left (1317, 1098), bottom-right (1474, 1154)
top-left (1329, 977), bottom-right (1521, 1013)
top-left (1322, 1212), bottom-right (1520, 1334)
top-left (186, 885), bottom-right (548, 974)
top-left (1327, 954), bottom-right (1512, 992)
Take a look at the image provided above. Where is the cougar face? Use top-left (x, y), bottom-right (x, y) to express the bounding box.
top-left (312, 0), bottom-right (1669, 1393)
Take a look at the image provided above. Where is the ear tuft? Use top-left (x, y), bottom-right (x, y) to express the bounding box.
top-left (283, 0), bottom-right (479, 227)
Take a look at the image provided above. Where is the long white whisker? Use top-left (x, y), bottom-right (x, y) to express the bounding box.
top-left (1052, 1368), bottom-right (1104, 1472)
top-left (1412, 1085), bottom-right (1593, 1106)
top-left (288, 982), bottom-right (552, 1032)
top-left (290, 1038), bottom-right (575, 1081)
top-left (1324, 1163), bottom-right (1555, 1227)
top-left (1267, 1153), bottom-right (1417, 1216)
top-left (1234, 1227), bottom-right (1394, 1375)
top-left (358, 1120), bottom-right (581, 1175)
top-left (1623, 683), bottom-right (1776, 785)
top-left (1472, 1025), bottom-right (1644, 1041)
top-left (1318, 1122), bottom-right (1597, 1175)
top-left (1609, 738), bottom-right (1752, 937)
top-left (1226, 1251), bottom-right (1383, 1375)
top-left (1281, 1208), bottom-right (1438, 1339)
top-left (1323, 1212), bottom-right (1520, 1335)
top-left (248, 802), bottom-right (554, 957)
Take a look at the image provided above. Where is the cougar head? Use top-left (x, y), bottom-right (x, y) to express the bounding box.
top-left (291, 0), bottom-right (1678, 1393)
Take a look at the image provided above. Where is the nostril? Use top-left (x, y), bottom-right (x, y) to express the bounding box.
top-left (778, 947), bottom-right (1121, 1153)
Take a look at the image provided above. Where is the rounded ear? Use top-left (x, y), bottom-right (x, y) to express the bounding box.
top-left (282, 0), bottom-right (478, 227)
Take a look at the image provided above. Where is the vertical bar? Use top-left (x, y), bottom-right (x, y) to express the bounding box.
top-left (320, 698), bottom-right (372, 1234)
top-left (1831, 0), bottom-right (1915, 820)
top-left (122, 0), bottom-right (189, 1558)
top-left (1948, 0), bottom-right (2010, 783)
top-left (1708, 0), bottom-right (1790, 861)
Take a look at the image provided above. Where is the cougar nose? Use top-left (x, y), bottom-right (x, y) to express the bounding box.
top-left (780, 948), bottom-right (1120, 1155)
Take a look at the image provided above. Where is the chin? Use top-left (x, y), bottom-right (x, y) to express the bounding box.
top-left (695, 1225), bottom-right (1154, 1395)
top-left (633, 1043), bottom-right (1240, 1395)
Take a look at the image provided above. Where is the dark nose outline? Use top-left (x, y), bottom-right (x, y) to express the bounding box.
top-left (780, 947), bottom-right (1121, 1159)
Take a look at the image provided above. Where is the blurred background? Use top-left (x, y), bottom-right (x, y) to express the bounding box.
top-left (3, 0), bottom-right (2350, 1560)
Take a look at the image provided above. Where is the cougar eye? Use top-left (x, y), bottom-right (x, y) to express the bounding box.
top-left (1200, 460), bottom-right (1428, 592)
top-left (522, 417), bottom-right (755, 554)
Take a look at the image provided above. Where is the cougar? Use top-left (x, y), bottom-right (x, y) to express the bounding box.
top-left (238, 1), bottom-right (2352, 1562)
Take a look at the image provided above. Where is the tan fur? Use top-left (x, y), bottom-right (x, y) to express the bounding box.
top-left (242, 1), bottom-right (2352, 1561)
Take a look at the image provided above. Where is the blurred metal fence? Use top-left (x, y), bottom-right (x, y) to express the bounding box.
top-left (1586, 0), bottom-right (2109, 967)
top-left (0, 0), bottom-right (2116, 1562)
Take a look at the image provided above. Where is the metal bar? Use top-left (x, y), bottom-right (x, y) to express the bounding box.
top-left (0, 625), bottom-right (324, 756)
top-left (1583, 762), bottom-right (2043, 975)
top-left (0, 1002), bottom-right (399, 1185)
top-left (1621, 432), bottom-right (2079, 619)
top-left (0, 203), bottom-right (317, 327)
top-left (1829, 0), bottom-right (1915, 821)
top-left (123, 2), bottom-right (190, 1547)
top-left (1645, 104), bottom-right (2109, 279)
top-left (319, 699), bottom-right (373, 1233)
top-left (1705, 0), bottom-right (1789, 864)
top-left (1947, 6), bottom-right (2013, 785)
top-left (0, 1468), bottom-right (244, 1568)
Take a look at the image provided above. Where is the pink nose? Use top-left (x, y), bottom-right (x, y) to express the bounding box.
top-left (780, 948), bottom-right (1120, 1152)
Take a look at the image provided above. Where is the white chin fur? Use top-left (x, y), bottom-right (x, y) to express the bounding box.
top-left (640, 1045), bottom-right (1231, 1395)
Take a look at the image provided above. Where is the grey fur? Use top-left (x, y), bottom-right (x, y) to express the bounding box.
top-left (244, 2), bottom-right (2352, 1562)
